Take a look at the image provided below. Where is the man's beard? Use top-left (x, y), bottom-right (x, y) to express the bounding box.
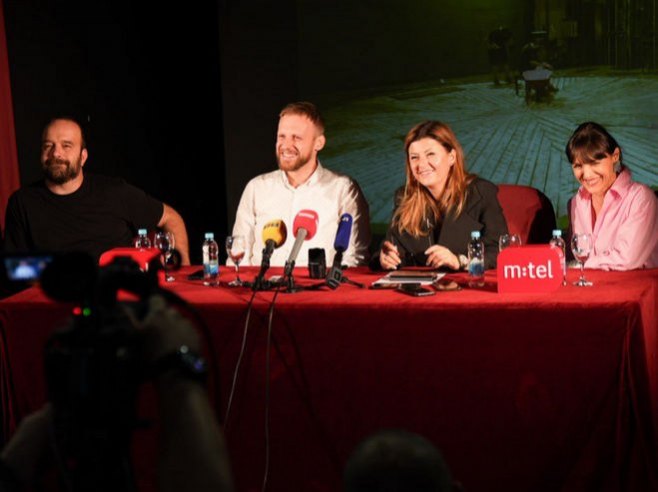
top-left (276, 147), bottom-right (312, 173)
top-left (42, 156), bottom-right (82, 185)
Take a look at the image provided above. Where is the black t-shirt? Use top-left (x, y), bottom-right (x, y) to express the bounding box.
top-left (4, 173), bottom-right (164, 261)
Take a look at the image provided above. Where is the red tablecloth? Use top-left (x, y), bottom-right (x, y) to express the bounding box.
top-left (1, 266), bottom-right (657, 491)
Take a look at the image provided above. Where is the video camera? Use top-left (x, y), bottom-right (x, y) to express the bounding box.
top-left (38, 252), bottom-right (162, 491)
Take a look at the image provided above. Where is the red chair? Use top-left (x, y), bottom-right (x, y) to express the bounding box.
top-left (497, 184), bottom-right (556, 244)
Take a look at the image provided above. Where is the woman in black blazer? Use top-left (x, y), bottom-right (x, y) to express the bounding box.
top-left (377, 121), bottom-right (508, 271)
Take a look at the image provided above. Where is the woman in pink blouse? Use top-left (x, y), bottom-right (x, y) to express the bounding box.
top-left (566, 122), bottom-right (658, 270)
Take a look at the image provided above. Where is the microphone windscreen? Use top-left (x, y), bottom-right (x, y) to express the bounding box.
top-left (333, 213), bottom-right (353, 252)
top-left (262, 219), bottom-right (287, 248)
top-left (293, 210), bottom-right (319, 240)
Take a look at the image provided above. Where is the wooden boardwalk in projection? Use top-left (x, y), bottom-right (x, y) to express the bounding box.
top-left (321, 73), bottom-right (658, 224)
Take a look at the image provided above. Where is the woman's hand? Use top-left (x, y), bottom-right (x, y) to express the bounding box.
top-left (424, 245), bottom-right (460, 270)
top-left (379, 241), bottom-right (401, 270)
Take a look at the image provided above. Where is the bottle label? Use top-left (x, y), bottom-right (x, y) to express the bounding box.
top-left (468, 259), bottom-right (485, 276)
top-left (204, 263), bottom-right (219, 276)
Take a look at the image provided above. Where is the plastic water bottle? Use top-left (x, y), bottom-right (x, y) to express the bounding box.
top-left (134, 228), bottom-right (151, 249)
top-left (467, 230), bottom-right (485, 288)
top-left (549, 229), bottom-right (567, 286)
top-left (202, 232), bottom-right (219, 286)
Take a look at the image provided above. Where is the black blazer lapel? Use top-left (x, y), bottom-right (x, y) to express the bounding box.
top-left (438, 184), bottom-right (484, 255)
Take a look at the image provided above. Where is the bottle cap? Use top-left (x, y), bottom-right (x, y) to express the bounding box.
top-left (138, 228), bottom-right (147, 235)
top-left (552, 229), bottom-right (562, 237)
top-left (470, 231), bottom-right (481, 239)
top-left (204, 232), bottom-right (214, 240)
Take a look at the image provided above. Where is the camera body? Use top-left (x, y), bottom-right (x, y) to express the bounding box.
top-left (40, 253), bottom-right (160, 491)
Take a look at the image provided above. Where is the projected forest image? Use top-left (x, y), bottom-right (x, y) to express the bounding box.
top-left (296, 0), bottom-right (658, 228)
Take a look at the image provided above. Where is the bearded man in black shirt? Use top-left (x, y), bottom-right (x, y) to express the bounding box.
top-left (3, 117), bottom-right (189, 264)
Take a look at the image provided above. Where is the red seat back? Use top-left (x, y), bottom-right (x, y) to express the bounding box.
top-left (497, 184), bottom-right (556, 244)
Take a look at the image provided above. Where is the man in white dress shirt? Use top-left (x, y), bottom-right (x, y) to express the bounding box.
top-left (231, 102), bottom-right (370, 267)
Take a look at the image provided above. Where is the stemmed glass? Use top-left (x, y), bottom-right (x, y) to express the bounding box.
top-left (154, 231), bottom-right (175, 282)
top-left (570, 233), bottom-right (593, 287)
top-left (499, 233), bottom-right (522, 252)
top-left (226, 235), bottom-right (245, 286)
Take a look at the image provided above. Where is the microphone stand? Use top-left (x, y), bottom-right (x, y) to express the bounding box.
top-left (245, 266), bottom-right (285, 291)
top-left (326, 250), bottom-right (365, 289)
top-left (341, 275), bottom-right (365, 288)
top-left (244, 278), bottom-right (284, 291)
top-left (280, 227), bottom-right (310, 294)
top-left (326, 265), bottom-right (364, 289)
top-left (282, 260), bottom-right (305, 293)
top-left (251, 255), bottom-right (271, 291)
top-left (248, 241), bottom-right (285, 291)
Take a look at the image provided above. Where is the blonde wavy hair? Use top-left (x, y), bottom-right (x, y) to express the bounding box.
top-left (393, 121), bottom-right (474, 237)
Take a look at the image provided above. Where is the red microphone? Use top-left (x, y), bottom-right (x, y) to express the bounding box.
top-left (285, 210), bottom-right (319, 274)
top-left (293, 210), bottom-right (318, 239)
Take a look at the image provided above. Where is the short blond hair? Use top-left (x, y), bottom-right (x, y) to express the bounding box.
top-left (279, 101), bottom-right (325, 134)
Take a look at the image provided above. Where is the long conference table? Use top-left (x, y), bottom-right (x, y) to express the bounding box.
top-left (1, 265), bottom-right (657, 491)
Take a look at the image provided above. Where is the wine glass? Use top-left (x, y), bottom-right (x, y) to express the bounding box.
top-left (226, 235), bottom-right (245, 286)
top-left (499, 233), bottom-right (522, 252)
top-left (154, 231), bottom-right (175, 282)
top-left (570, 233), bottom-right (593, 287)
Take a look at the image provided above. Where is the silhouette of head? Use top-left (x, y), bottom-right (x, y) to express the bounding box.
top-left (344, 429), bottom-right (454, 492)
